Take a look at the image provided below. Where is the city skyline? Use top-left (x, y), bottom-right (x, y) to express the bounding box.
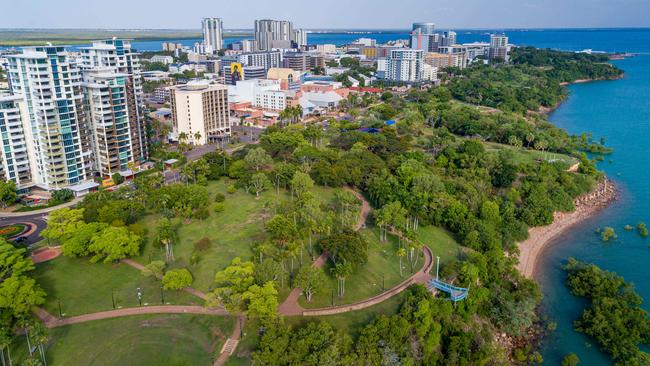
top-left (2, 0), bottom-right (650, 29)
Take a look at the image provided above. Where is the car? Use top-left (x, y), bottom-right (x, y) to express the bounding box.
top-left (13, 236), bottom-right (28, 245)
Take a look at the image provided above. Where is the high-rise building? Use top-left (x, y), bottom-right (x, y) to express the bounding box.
top-left (202, 18), bottom-right (224, 54)
top-left (6, 46), bottom-right (93, 189)
top-left (489, 34), bottom-right (509, 62)
top-left (254, 19), bottom-right (294, 50)
top-left (410, 23), bottom-right (439, 52)
top-left (412, 22), bottom-right (436, 35)
top-left (0, 95), bottom-right (36, 189)
top-left (292, 29), bottom-right (308, 48)
top-left (169, 81), bottom-right (230, 145)
top-left (79, 39), bottom-right (148, 175)
top-left (385, 49), bottom-right (424, 83)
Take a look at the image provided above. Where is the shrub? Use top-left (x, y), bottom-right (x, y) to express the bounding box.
top-left (142, 260), bottom-right (166, 278)
top-left (194, 237), bottom-right (211, 251)
top-left (227, 185), bottom-right (237, 194)
top-left (193, 206), bottom-right (210, 220)
top-left (214, 203), bottom-right (225, 212)
top-left (162, 268), bottom-right (193, 290)
top-left (214, 193), bottom-right (226, 202)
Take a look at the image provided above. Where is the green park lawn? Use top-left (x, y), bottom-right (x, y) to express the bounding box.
top-left (298, 225), bottom-right (460, 309)
top-left (10, 314), bottom-right (235, 366)
top-left (136, 181), bottom-right (339, 293)
top-left (34, 256), bottom-right (201, 317)
top-left (483, 141), bottom-right (577, 166)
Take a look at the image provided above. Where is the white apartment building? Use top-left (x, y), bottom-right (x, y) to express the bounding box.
top-left (150, 55), bottom-right (174, 64)
top-left (169, 81), bottom-right (230, 145)
top-left (7, 46), bottom-right (93, 189)
top-left (255, 89), bottom-right (287, 111)
top-left (0, 95), bottom-right (37, 189)
top-left (79, 39), bottom-right (148, 173)
top-left (489, 34), bottom-right (510, 62)
top-left (385, 49), bottom-right (424, 83)
top-left (228, 79), bottom-right (287, 111)
top-left (422, 63), bottom-right (439, 82)
top-left (202, 18), bottom-right (224, 54)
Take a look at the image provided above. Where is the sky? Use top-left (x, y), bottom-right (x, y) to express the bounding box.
top-left (2, 0), bottom-right (650, 29)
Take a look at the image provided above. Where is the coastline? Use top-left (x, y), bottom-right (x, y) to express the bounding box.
top-left (517, 178), bottom-right (618, 279)
top-left (538, 75), bottom-right (625, 116)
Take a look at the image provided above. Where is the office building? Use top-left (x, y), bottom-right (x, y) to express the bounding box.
top-left (489, 34), bottom-right (509, 62)
top-left (412, 22), bottom-right (436, 35)
top-left (6, 46), bottom-right (93, 189)
top-left (79, 39), bottom-right (148, 173)
top-left (169, 81), bottom-right (230, 145)
top-left (150, 55), bottom-right (174, 64)
top-left (267, 68), bottom-right (301, 90)
top-left (463, 42), bottom-right (491, 60)
top-left (255, 19), bottom-right (293, 51)
top-left (0, 95), bottom-right (35, 189)
top-left (202, 18), bottom-right (224, 54)
top-left (384, 49), bottom-right (423, 83)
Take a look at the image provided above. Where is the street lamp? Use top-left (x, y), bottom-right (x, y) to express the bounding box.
top-left (137, 287), bottom-right (143, 306)
top-left (160, 286), bottom-right (165, 304)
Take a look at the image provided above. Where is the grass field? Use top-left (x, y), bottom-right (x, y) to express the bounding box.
top-left (9, 314), bottom-right (235, 366)
top-left (135, 181), bottom-right (339, 292)
top-left (483, 141), bottom-right (577, 166)
top-left (298, 225), bottom-right (461, 308)
top-left (34, 256), bottom-right (201, 317)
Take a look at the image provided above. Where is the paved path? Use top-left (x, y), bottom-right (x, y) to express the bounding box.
top-left (31, 246), bottom-right (61, 264)
top-left (0, 197), bottom-right (83, 218)
top-left (35, 305), bottom-right (228, 328)
top-left (214, 316), bottom-right (245, 366)
top-left (121, 259), bottom-right (209, 300)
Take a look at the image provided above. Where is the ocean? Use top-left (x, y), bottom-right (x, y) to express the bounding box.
top-left (3, 27), bottom-right (649, 364)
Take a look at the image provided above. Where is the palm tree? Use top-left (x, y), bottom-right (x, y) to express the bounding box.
top-left (525, 133), bottom-right (535, 148)
top-left (194, 131), bottom-right (202, 145)
top-left (0, 329), bottom-right (13, 366)
top-left (178, 132), bottom-right (188, 144)
top-left (397, 248), bottom-right (406, 277)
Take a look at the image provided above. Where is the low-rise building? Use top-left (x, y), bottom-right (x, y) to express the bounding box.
top-left (150, 55), bottom-right (174, 64)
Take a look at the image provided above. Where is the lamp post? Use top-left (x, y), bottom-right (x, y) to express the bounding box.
top-left (58, 300), bottom-right (62, 318)
top-left (111, 289), bottom-right (116, 309)
top-left (436, 256), bottom-right (440, 281)
top-left (160, 286), bottom-right (165, 304)
top-left (137, 287), bottom-right (143, 306)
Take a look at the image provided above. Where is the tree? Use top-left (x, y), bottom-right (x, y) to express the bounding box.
top-left (142, 260), bottom-right (166, 278)
top-left (61, 222), bottom-right (107, 258)
top-left (162, 268), bottom-right (193, 290)
top-left (50, 188), bottom-right (73, 204)
top-left (193, 131), bottom-right (202, 145)
top-left (293, 266), bottom-right (327, 303)
top-left (289, 171), bottom-right (314, 199)
top-left (88, 226), bottom-right (141, 263)
top-left (157, 218), bottom-right (177, 262)
top-left (41, 208), bottom-right (85, 244)
top-left (182, 159), bottom-right (210, 185)
top-left (248, 173), bottom-right (271, 198)
top-left (242, 281), bottom-right (278, 318)
top-left (320, 231), bottom-right (369, 268)
top-left (331, 262), bottom-right (352, 297)
top-left (254, 258), bottom-right (285, 288)
top-left (562, 353), bottom-right (580, 366)
top-left (0, 180), bottom-right (17, 208)
top-left (0, 240), bottom-right (45, 326)
top-left (208, 257), bottom-right (255, 313)
top-left (397, 247), bottom-right (407, 277)
top-left (244, 147), bottom-right (272, 172)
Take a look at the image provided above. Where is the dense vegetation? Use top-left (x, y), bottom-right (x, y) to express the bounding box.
top-left (448, 47), bottom-right (623, 115)
top-left (565, 259), bottom-right (650, 365)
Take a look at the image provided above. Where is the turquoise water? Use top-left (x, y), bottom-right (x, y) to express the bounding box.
top-left (540, 54), bottom-right (650, 364)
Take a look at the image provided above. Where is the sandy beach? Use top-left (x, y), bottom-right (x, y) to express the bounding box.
top-left (517, 178), bottom-right (618, 278)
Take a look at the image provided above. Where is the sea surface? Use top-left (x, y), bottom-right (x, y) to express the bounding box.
top-left (3, 27), bottom-right (650, 364)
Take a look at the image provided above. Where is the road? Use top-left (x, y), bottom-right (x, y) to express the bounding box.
top-left (0, 213), bottom-right (48, 246)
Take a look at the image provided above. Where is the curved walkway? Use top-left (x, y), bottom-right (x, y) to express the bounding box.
top-left (35, 305), bottom-right (228, 328)
top-left (0, 197), bottom-right (84, 218)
